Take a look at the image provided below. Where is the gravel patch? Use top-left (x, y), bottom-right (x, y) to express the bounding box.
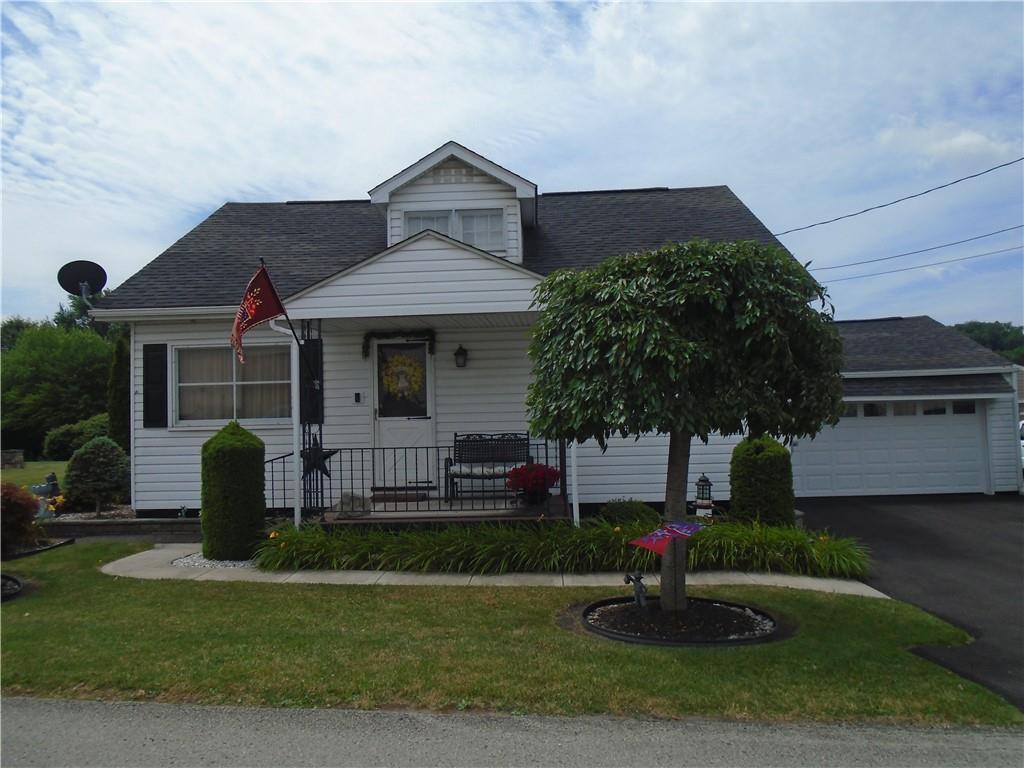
top-left (172, 552), bottom-right (255, 569)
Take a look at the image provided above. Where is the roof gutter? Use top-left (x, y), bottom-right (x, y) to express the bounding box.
top-left (842, 366), bottom-right (1015, 378)
top-left (90, 305), bottom-right (237, 321)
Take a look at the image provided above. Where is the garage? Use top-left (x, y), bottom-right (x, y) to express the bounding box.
top-left (792, 399), bottom-right (987, 496)
top-left (791, 316), bottom-right (1021, 498)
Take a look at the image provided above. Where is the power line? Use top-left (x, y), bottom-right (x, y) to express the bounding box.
top-left (812, 225), bottom-right (1024, 271)
top-left (773, 157), bottom-right (1024, 236)
top-left (825, 245), bottom-right (1022, 283)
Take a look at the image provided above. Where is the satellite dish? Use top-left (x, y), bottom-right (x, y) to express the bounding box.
top-left (57, 260), bottom-right (107, 301)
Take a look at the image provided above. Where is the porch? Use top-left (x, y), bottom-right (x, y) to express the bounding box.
top-left (265, 438), bottom-right (569, 521)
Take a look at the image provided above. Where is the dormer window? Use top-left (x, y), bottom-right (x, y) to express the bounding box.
top-left (404, 208), bottom-right (505, 254)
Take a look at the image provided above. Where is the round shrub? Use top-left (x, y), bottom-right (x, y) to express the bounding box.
top-left (201, 421), bottom-right (266, 561)
top-left (1, 482), bottom-right (40, 557)
top-left (44, 413), bottom-right (110, 460)
top-left (729, 435), bottom-right (795, 526)
top-left (64, 436), bottom-right (129, 515)
top-left (598, 499), bottom-right (661, 527)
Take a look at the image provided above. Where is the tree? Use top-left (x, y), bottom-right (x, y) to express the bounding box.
top-left (107, 334), bottom-right (131, 454)
top-left (527, 240), bottom-right (844, 609)
top-left (954, 321), bottom-right (1024, 365)
top-left (54, 291), bottom-right (126, 339)
top-left (1, 325), bottom-right (113, 456)
top-left (1, 316), bottom-right (47, 352)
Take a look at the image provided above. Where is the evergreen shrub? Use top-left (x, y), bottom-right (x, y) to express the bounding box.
top-left (43, 413), bottom-right (110, 461)
top-left (597, 499), bottom-right (661, 527)
top-left (729, 435), bottom-right (795, 525)
top-left (64, 436), bottom-right (129, 514)
top-left (1, 482), bottom-right (40, 557)
top-left (201, 421), bottom-right (265, 560)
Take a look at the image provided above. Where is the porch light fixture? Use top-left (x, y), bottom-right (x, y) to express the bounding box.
top-left (695, 474), bottom-right (713, 518)
top-left (454, 345), bottom-right (468, 368)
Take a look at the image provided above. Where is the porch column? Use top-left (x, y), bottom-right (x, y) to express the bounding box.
top-left (289, 338), bottom-right (302, 527)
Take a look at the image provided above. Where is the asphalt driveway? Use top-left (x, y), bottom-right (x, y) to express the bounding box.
top-left (800, 494), bottom-right (1024, 710)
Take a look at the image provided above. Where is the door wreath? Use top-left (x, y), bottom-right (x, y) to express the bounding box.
top-left (381, 353), bottom-right (425, 400)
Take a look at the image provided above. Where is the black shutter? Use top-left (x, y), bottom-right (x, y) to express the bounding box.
top-left (142, 344), bottom-right (168, 428)
top-left (299, 338), bottom-right (324, 425)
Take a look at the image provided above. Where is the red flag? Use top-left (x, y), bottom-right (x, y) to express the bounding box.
top-left (230, 265), bottom-right (285, 363)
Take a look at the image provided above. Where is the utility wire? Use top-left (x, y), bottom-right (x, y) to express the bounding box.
top-left (825, 245), bottom-right (1022, 283)
top-left (812, 225), bottom-right (1024, 271)
top-left (773, 157), bottom-right (1024, 236)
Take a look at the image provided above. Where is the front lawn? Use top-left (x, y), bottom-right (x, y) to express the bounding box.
top-left (1, 460), bottom-right (66, 489)
top-left (2, 542), bottom-right (1020, 725)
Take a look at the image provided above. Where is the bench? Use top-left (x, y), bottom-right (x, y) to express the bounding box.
top-left (444, 432), bottom-right (530, 504)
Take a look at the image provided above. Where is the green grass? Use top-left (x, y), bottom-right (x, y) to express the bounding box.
top-left (2, 542), bottom-right (1021, 725)
top-left (0, 460), bottom-right (67, 489)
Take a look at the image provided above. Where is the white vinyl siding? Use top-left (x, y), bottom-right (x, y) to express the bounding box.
top-left (286, 234), bottom-right (539, 320)
top-left (986, 393), bottom-right (1020, 492)
top-left (131, 321), bottom-right (294, 512)
top-left (388, 158), bottom-right (522, 262)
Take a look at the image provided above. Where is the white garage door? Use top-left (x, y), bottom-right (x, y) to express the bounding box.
top-left (791, 400), bottom-right (986, 496)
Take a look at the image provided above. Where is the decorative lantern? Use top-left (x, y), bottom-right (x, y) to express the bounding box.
top-left (695, 474), bottom-right (713, 517)
top-left (454, 345), bottom-right (468, 368)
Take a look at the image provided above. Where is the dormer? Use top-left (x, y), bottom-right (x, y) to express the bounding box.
top-left (369, 141), bottom-right (537, 264)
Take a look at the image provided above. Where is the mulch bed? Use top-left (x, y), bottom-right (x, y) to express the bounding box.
top-left (582, 596), bottom-right (787, 647)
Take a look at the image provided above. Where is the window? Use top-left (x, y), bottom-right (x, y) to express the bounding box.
top-left (863, 403), bottom-right (887, 417)
top-left (923, 403), bottom-right (947, 416)
top-left (405, 211), bottom-right (450, 237)
top-left (952, 400), bottom-right (976, 415)
top-left (841, 403), bottom-right (858, 418)
top-left (458, 209), bottom-right (504, 252)
top-left (892, 402), bottom-right (917, 416)
top-left (176, 345), bottom-right (290, 423)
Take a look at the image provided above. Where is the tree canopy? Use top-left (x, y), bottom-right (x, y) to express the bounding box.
top-left (1, 325), bottom-right (113, 456)
top-left (527, 239), bottom-right (845, 450)
top-left (954, 320), bottom-right (1024, 365)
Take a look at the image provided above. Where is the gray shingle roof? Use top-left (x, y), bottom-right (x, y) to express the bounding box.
top-left (836, 316), bottom-right (1010, 372)
top-left (97, 186), bottom-right (781, 310)
top-left (842, 373), bottom-right (1012, 398)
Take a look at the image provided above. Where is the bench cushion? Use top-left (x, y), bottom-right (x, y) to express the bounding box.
top-left (448, 463), bottom-right (518, 479)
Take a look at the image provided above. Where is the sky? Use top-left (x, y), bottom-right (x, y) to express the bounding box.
top-left (2, 1), bottom-right (1022, 326)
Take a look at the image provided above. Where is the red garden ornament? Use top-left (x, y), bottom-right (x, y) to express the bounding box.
top-left (629, 521), bottom-right (705, 556)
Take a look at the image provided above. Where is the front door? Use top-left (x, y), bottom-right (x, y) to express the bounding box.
top-left (372, 341), bottom-right (435, 489)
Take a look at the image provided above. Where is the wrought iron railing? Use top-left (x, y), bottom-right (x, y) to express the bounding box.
top-left (264, 439), bottom-right (564, 518)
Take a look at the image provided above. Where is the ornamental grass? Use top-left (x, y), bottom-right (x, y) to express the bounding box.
top-left (255, 519), bottom-right (869, 579)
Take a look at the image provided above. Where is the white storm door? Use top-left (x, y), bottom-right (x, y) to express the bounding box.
top-left (372, 341), bottom-right (436, 488)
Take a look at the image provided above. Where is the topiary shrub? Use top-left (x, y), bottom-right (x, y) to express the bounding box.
top-left (597, 499), bottom-right (662, 527)
top-left (201, 421), bottom-right (266, 561)
top-left (43, 413), bottom-right (110, 461)
top-left (1, 482), bottom-right (40, 557)
top-left (64, 436), bottom-right (129, 515)
top-left (729, 435), bottom-right (795, 526)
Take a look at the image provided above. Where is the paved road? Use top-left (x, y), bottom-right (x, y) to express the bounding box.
top-left (2, 698), bottom-right (1021, 768)
top-left (800, 494), bottom-right (1024, 709)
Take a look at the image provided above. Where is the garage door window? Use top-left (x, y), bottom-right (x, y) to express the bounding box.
top-left (952, 401), bottom-right (976, 415)
top-left (892, 402), bottom-right (917, 416)
top-left (923, 403), bottom-right (947, 416)
top-left (863, 403), bottom-right (887, 417)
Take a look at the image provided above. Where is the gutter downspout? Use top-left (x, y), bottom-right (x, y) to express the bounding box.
top-left (270, 319), bottom-right (302, 528)
top-left (570, 441), bottom-right (580, 527)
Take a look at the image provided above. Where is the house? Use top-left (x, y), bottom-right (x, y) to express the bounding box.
top-left (91, 142), bottom-right (1023, 520)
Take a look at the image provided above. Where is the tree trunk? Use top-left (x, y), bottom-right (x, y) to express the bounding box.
top-left (661, 429), bottom-right (692, 611)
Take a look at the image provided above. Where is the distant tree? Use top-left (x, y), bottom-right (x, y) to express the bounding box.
top-left (527, 240), bottom-right (844, 610)
top-left (1, 325), bottom-right (113, 456)
top-left (107, 334), bottom-right (131, 454)
top-left (1, 316), bottom-right (47, 352)
top-left (954, 321), bottom-right (1024, 365)
top-left (54, 291), bottom-right (126, 339)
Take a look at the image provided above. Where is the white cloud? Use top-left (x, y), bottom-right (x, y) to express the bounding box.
top-left (2, 1), bottom-right (1022, 326)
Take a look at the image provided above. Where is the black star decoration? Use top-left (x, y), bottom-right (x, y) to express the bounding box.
top-left (302, 437), bottom-right (339, 479)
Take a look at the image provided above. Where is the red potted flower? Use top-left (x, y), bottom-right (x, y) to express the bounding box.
top-left (506, 463), bottom-right (560, 505)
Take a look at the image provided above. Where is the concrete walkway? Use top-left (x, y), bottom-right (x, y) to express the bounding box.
top-left (101, 543), bottom-right (889, 598)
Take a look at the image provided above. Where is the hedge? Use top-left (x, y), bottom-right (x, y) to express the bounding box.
top-left (43, 413), bottom-right (110, 461)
